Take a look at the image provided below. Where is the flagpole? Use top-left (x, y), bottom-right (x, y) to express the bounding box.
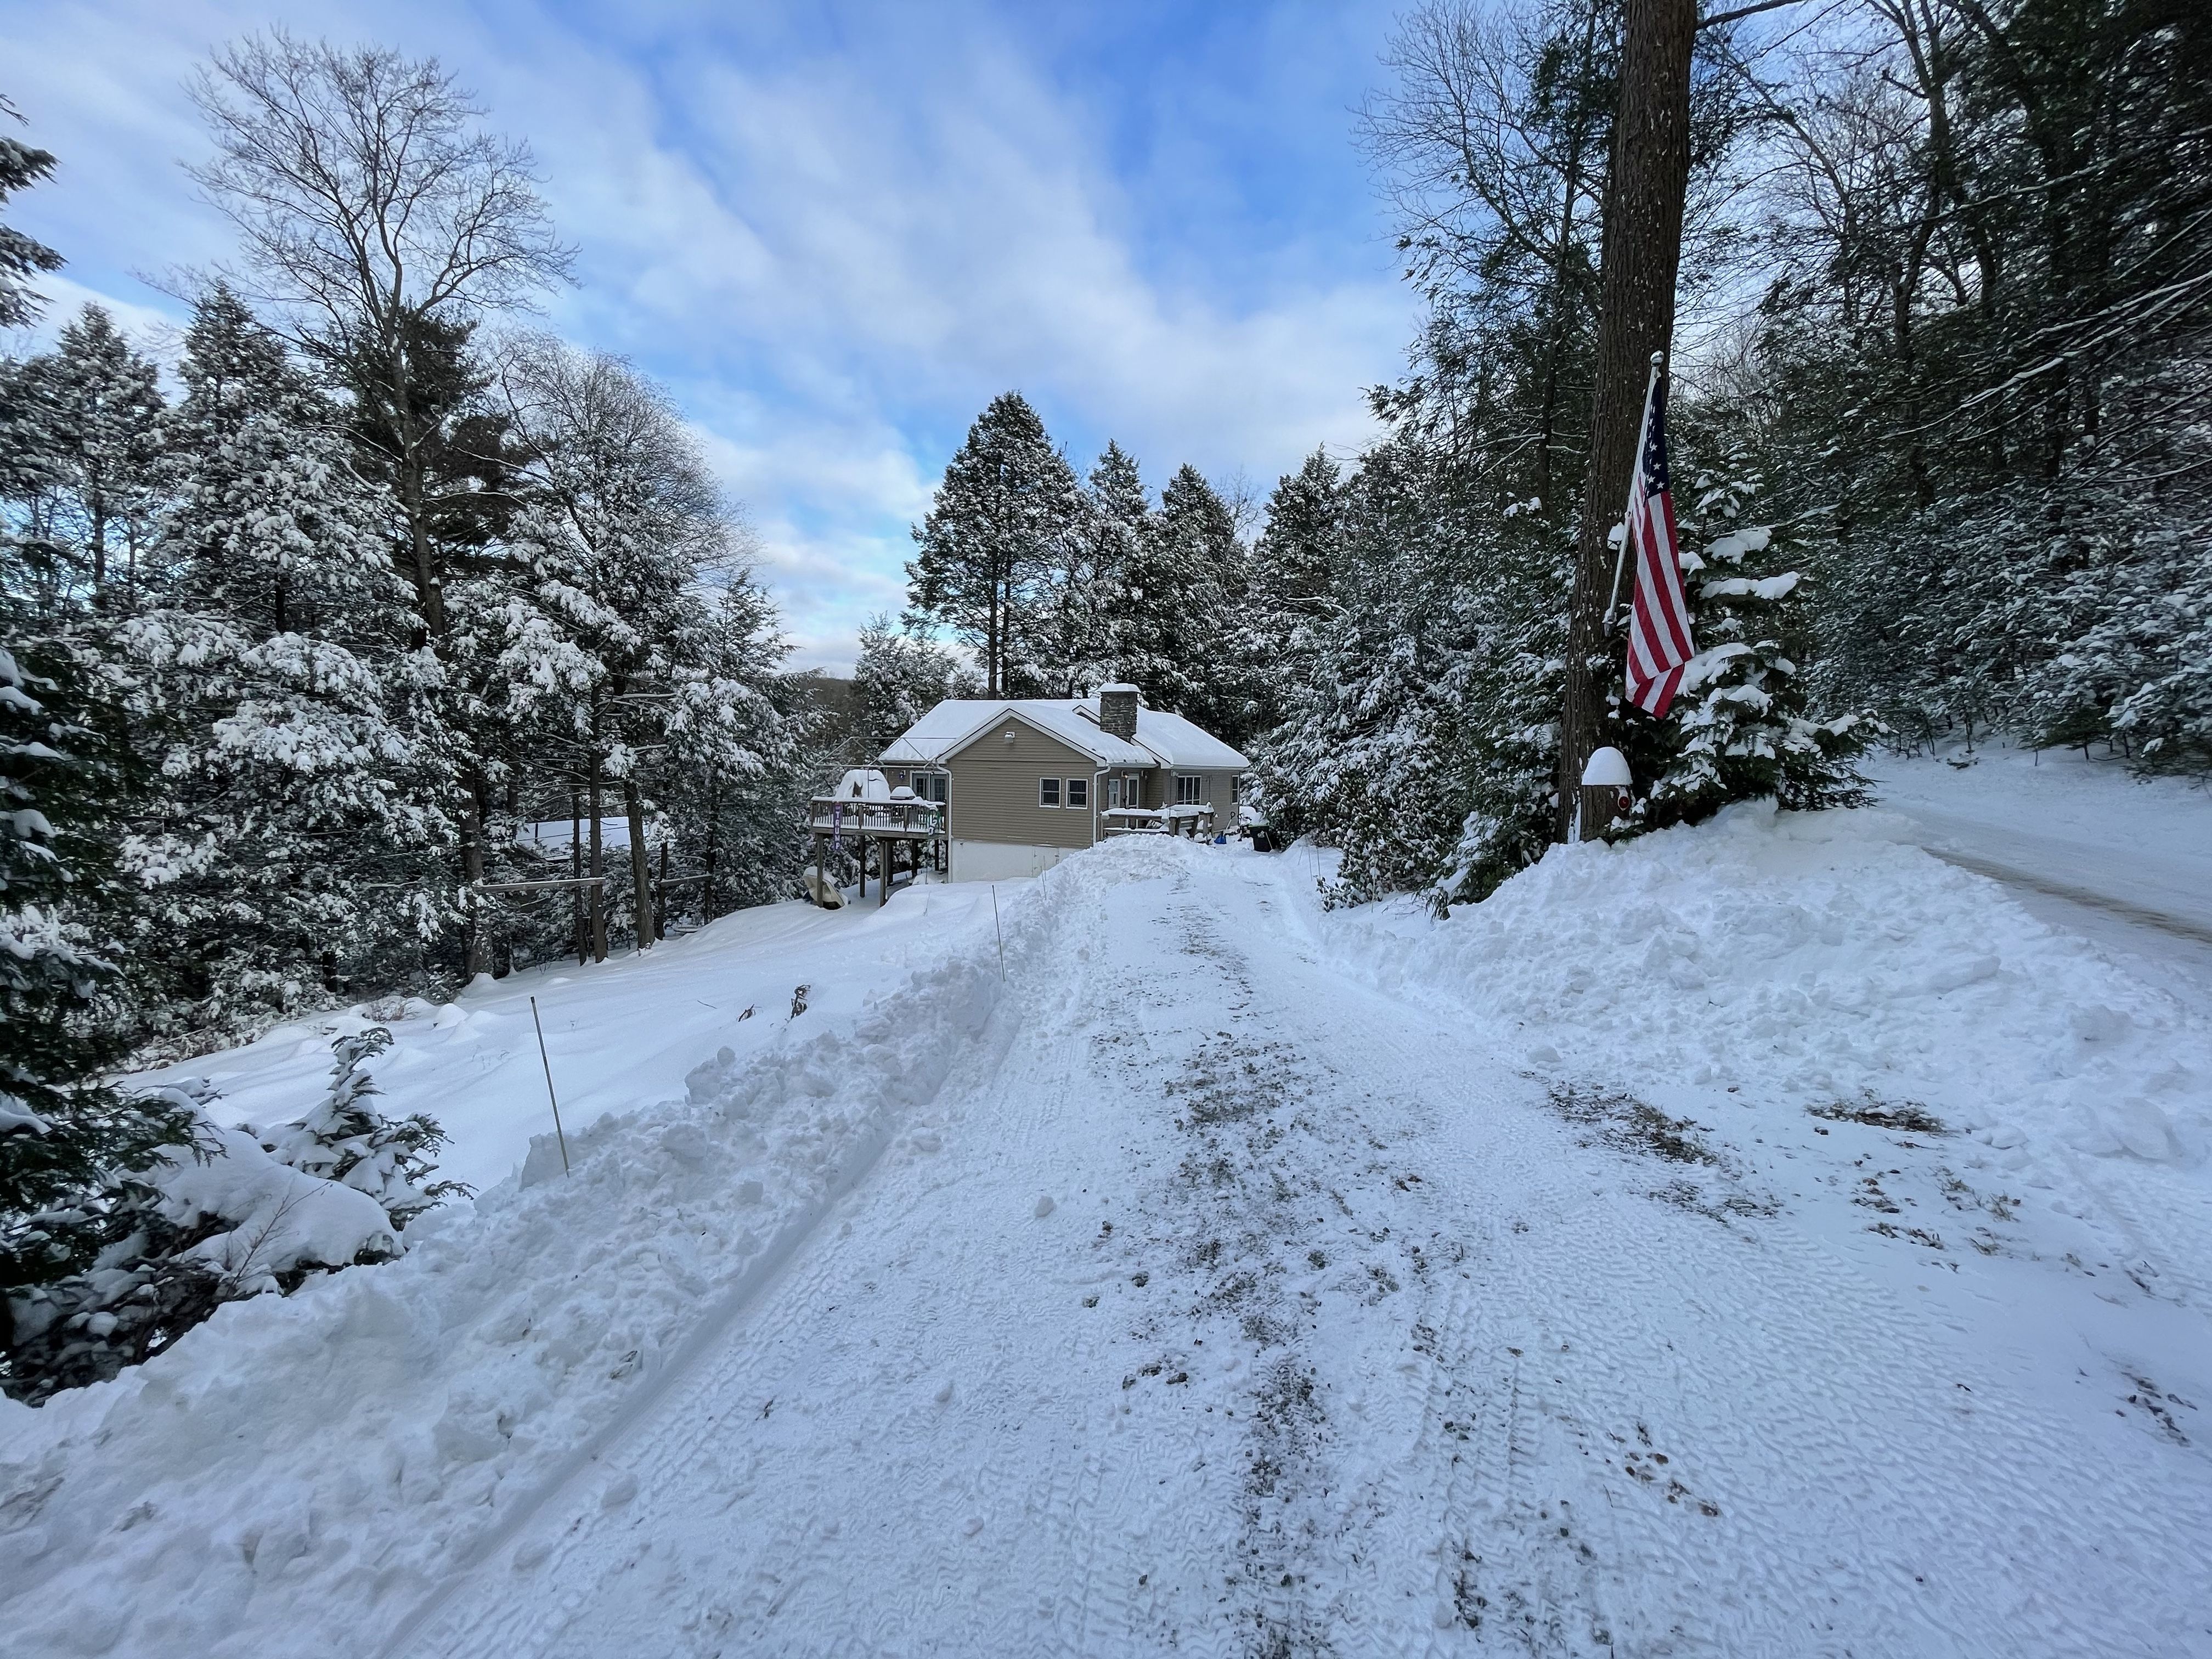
top-left (1603, 351), bottom-right (1667, 633)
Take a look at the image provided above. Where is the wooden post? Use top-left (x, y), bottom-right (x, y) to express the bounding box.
top-left (1556, 0), bottom-right (1696, 842)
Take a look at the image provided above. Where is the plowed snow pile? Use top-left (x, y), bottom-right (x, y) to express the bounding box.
top-left (0, 864), bottom-right (1103, 1657)
top-left (1327, 800), bottom-right (2211, 1165)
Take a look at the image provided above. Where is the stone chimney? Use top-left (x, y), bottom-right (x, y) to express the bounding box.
top-left (1097, 682), bottom-right (1140, 742)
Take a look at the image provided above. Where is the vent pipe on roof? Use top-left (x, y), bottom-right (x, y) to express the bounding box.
top-left (1097, 683), bottom-right (1139, 741)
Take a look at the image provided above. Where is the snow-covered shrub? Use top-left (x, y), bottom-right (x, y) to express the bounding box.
top-left (259, 1028), bottom-right (469, 1228)
top-left (4, 1041), bottom-right (462, 1404)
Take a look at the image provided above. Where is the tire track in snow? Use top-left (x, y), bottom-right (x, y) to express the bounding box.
top-left (391, 840), bottom-right (2212, 1657)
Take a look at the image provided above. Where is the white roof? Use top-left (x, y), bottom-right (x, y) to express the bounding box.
top-left (877, 698), bottom-right (1248, 771)
top-left (1082, 698), bottom-right (1250, 770)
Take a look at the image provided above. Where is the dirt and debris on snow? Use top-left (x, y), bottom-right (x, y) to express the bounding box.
top-left (4, 805), bottom-right (2211, 1657)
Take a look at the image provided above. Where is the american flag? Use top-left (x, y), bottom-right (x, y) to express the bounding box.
top-left (1624, 373), bottom-right (1694, 718)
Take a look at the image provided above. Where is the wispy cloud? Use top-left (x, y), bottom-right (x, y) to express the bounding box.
top-left (3, 0), bottom-right (1413, 671)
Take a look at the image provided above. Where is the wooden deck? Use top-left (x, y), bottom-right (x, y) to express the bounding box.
top-left (806, 797), bottom-right (947, 905)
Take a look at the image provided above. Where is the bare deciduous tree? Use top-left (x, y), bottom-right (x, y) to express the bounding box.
top-left (187, 30), bottom-right (574, 639)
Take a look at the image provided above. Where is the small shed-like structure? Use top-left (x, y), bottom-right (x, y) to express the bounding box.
top-left (877, 685), bottom-right (1249, 882)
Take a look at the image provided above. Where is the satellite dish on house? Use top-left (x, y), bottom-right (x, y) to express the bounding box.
top-left (1580, 747), bottom-right (1632, 787)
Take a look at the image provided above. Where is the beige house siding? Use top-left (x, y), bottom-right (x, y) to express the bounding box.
top-left (1166, 767), bottom-right (1243, 817)
top-left (947, 719), bottom-right (1099, 850)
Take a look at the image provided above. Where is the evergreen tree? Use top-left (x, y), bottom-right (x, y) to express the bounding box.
top-left (1634, 457), bottom-right (1872, 827)
top-left (0, 629), bottom-right (196, 1370)
top-left (261, 1028), bottom-right (464, 1227)
top-left (114, 286), bottom-right (454, 1042)
top-left (854, 614), bottom-right (968, 744)
top-left (906, 392), bottom-right (1081, 697)
top-left (15, 307), bottom-right (165, 601)
top-left (1111, 464), bottom-right (1239, 727)
top-left (0, 93), bottom-right (63, 331)
top-left (1254, 449), bottom-right (1347, 626)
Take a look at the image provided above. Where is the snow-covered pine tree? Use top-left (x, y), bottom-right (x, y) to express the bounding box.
top-left (1116, 464), bottom-right (1239, 729)
top-left (262, 1028), bottom-right (464, 1227)
top-left (15, 306), bottom-right (166, 600)
top-left (1258, 432), bottom-right (1565, 909)
top-left (113, 286), bottom-right (453, 1044)
top-left (853, 614), bottom-right (967, 747)
top-left (1073, 441), bottom-right (1152, 690)
top-left (1634, 458), bottom-right (1871, 828)
top-left (906, 392), bottom-right (1081, 698)
top-left (0, 625), bottom-right (201, 1390)
top-left (1254, 449), bottom-right (1346, 628)
top-left (1238, 449), bottom-right (1348, 753)
top-left (0, 94), bottom-right (64, 331)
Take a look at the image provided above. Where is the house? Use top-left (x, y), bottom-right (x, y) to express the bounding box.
top-left (877, 684), bottom-right (1249, 882)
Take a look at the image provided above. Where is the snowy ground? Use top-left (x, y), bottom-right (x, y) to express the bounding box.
top-left (1867, 743), bottom-right (2212, 991)
top-left (5, 792), bottom-right (2212, 1657)
top-left (124, 884), bottom-right (1008, 1198)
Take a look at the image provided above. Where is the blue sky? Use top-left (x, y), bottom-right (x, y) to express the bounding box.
top-left (3, 0), bottom-right (1417, 668)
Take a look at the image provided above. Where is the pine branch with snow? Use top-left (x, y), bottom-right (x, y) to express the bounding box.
top-left (263, 1028), bottom-right (468, 1228)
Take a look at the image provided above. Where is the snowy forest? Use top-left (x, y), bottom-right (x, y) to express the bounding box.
top-left (5, 0), bottom-right (2211, 1398)
top-left (882, 0), bottom-right (2211, 906)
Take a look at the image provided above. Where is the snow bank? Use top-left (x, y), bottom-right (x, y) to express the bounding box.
top-left (1324, 802), bottom-right (2212, 1165)
top-left (0, 857), bottom-right (1118, 1658)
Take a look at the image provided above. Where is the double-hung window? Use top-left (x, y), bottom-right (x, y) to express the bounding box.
top-left (1039, 777), bottom-right (1061, 808)
top-left (1066, 776), bottom-right (1089, 809)
top-left (1175, 775), bottom-right (1205, 805)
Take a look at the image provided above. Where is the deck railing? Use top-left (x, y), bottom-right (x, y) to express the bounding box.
top-left (805, 798), bottom-right (945, 837)
top-left (1099, 804), bottom-right (1216, 839)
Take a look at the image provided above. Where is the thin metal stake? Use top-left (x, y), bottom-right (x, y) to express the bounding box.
top-left (529, 996), bottom-right (571, 1176)
top-left (990, 884), bottom-right (1005, 981)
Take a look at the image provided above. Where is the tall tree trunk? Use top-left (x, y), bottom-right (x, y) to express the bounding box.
top-left (588, 740), bottom-right (607, 964)
top-left (461, 772), bottom-right (489, 977)
top-left (571, 789), bottom-right (585, 965)
top-left (623, 778), bottom-right (653, 951)
top-left (702, 781), bottom-right (722, 922)
top-left (1556, 0), bottom-right (1697, 843)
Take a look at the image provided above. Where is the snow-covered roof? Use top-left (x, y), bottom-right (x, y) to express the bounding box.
top-left (878, 700), bottom-right (1153, 768)
top-left (1083, 699), bottom-right (1251, 770)
top-left (878, 699), bottom-right (1250, 771)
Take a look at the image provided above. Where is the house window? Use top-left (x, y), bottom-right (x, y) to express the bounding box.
top-left (914, 772), bottom-right (948, 803)
top-left (1067, 777), bottom-right (1088, 809)
top-left (1040, 777), bottom-right (1061, 807)
top-left (1175, 775), bottom-right (1205, 805)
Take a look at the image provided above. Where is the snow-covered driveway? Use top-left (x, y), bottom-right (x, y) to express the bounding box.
top-left (9, 825), bottom-right (2211, 1658)
top-left (394, 839), bottom-right (2205, 1658)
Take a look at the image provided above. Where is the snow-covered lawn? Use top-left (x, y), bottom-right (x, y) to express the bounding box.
top-left (5, 806), bottom-right (2210, 1656)
top-left (126, 884), bottom-right (1009, 1198)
